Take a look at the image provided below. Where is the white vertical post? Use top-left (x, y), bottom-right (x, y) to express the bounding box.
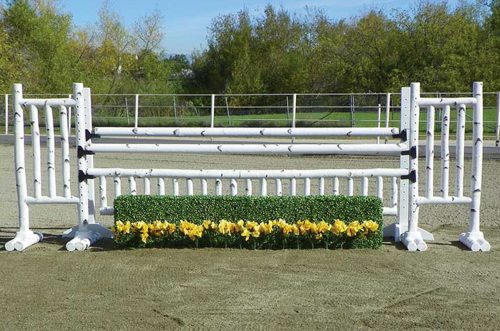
top-left (304, 177), bottom-right (311, 196)
top-left (144, 177), bottom-right (151, 195)
top-left (275, 178), bottom-right (282, 196)
top-left (391, 177), bottom-right (398, 208)
top-left (440, 105), bottom-right (450, 197)
top-left (347, 178), bottom-right (354, 196)
top-left (425, 106), bottom-right (435, 198)
top-left (260, 178), bottom-right (267, 196)
top-left (129, 177), bottom-right (137, 195)
top-left (158, 178), bottom-right (165, 195)
top-left (67, 94), bottom-right (72, 138)
top-left (186, 178), bottom-right (193, 195)
top-left (173, 178), bottom-right (179, 196)
top-left (59, 105), bottom-right (71, 198)
top-left (13, 84), bottom-right (29, 232)
top-left (215, 179), bottom-right (222, 195)
top-left (384, 93), bottom-right (391, 143)
top-left (201, 179), bottom-right (208, 195)
top-left (210, 94), bottom-right (215, 128)
top-left (75, 83), bottom-right (88, 228)
top-left (290, 178), bottom-right (296, 196)
top-left (230, 179), bottom-right (237, 196)
top-left (134, 94), bottom-right (139, 128)
top-left (319, 177), bottom-right (325, 196)
top-left (496, 91), bottom-right (500, 147)
top-left (376, 177), bottom-right (383, 199)
top-left (99, 176), bottom-right (107, 209)
top-left (113, 177), bottom-right (122, 197)
top-left (361, 177), bottom-right (368, 196)
top-left (4, 94), bottom-right (8, 135)
top-left (83, 88), bottom-right (96, 223)
top-left (456, 104), bottom-right (466, 197)
top-left (45, 104), bottom-right (56, 197)
top-left (332, 177), bottom-right (339, 195)
top-left (29, 105), bottom-right (42, 198)
top-left (245, 179), bottom-right (252, 196)
top-left (377, 103), bottom-right (381, 144)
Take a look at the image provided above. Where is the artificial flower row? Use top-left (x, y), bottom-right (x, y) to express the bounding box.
top-left (113, 219), bottom-right (379, 244)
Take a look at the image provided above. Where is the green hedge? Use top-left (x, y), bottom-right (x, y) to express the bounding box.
top-left (113, 195), bottom-right (383, 249)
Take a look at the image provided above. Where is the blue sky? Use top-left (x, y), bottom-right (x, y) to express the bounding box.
top-left (59, 0), bottom-right (460, 55)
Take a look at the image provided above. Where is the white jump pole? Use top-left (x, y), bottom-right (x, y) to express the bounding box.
top-left (99, 176), bottom-right (108, 209)
top-left (134, 94), bottom-right (139, 129)
top-left (201, 179), bottom-right (208, 195)
top-left (173, 178), bottom-right (180, 196)
top-left (275, 178), bottom-right (283, 196)
top-left (45, 104), bottom-right (56, 197)
top-left (377, 103), bottom-right (381, 144)
top-left (214, 179), bottom-right (222, 195)
top-left (440, 105), bottom-right (450, 197)
top-left (129, 177), bottom-right (137, 195)
top-left (210, 94), bottom-right (215, 128)
top-left (230, 179), bottom-right (237, 196)
top-left (456, 104), bottom-right (466, 197)
top-left (60, 105), bottom-right (71, 198)
top-left (5, 84), bottom-right (42, 251)
top-left (260, 178), bottom-right (267, 196)
top-left (30, 105), bottom-right (42, 198)
top-left (186, 178), bottom-right (193, 195)
top-left (318, 177), bottom-right (325, 196)
top-left (158, 178), bottom-right (165, 195)
top-left (332, 177), bottom-right (339, 195)
top-left (114, 177), bottom-right (122, 197)
top-left (304, 177), bottom-right (311, 196)
top-left (245, 179), bottom-right (252, 196)
top-left (425, 106), bottom-right (435, 198)
top-left (459, 82), bottom-right (490, 251)
top-left (290, 178), bottom-right (296, 196)
top-left (384, 93), bottom-right (391, 143)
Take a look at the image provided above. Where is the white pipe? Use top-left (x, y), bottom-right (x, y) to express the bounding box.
top-left (60, 105), bottom-right (71, 198)
top-left (93, 126), bottom-right (400, 137)
top-left (201, 179), bottom-right (208, 195)
top-left (384, 93), bottom-right (390, 143)
top-left (332, 177), bottom-right (339, 195)
top-left (376, 176), bottom-right (383, 199)
top-left (275, 178), bottom-right (282, 196)
top-left (45, 104), bottom-right (56, 197)
top-left (260, 178), bottom-right (267, 196)
top-left (5, 231), bottom-right (43, 252)
top-left (391, 177), bottom-right (398, 208)
top-left (83, 88), bottom-right (95, 224)
top-left (292, 94), bottom-right (297, 128)
top-left (383, 207), bottom-right (398, 216)
top-left (30, 105), bottom-right (42, 198)
top-left (25, 196), bottom-right (79, 204)
top-left (134, 94), bottom-right (139, 128)
top-left (456, 104), bottom-right (466, 197)
top-left (144, 177), bottom-right (151, 195)
top-left (245, 179), bottom-right (252, 196)
top-left (304, 177), bottom-right (311, 196)
top-left (347, 178), bottom-right (354, 196)
top-left (210, 94), bottom-right (215, 128)
top-left (418, 97), bottom-right (476, 106)
top-left (215, 179), bottom-right (222, 195)
top-left (88, 167), bottom-right (408, 179)
top-left (13, 84), bottom-right (30, 234)
top-left (186, 178), bottom-right (194, 195)
top-left (230, 179), bottom-right (237, 196)
top-left (425, 106), bottom-right (435, 198)
top-left (21, 98), bottom-right (77, 107)
top-left (440, 105), bottom-right (450, 197)
top-left (87, 142), bottom-right (408, 155)
top-left (114, 177), bottom-right (121, 197)
top-left (99, 176), bottom-right (108, 209)
top-left (377, 103), bottom-right (381, 144)
top-left (361, 177), bottom-right (368, 196)
top-left (129, 177), bottom-right (137, 195)
top-left (158, 178), bottom-right (165, 195)
top-left (173, 178), bottom-right (179, 196)
top-left (66, 231), bottom-right (101, 252)
top-left (417, 196), bottom-right (472, 205)
top-left (75, 82), bottom-right (88, 229)
top-left (67, 94), bottom-right (72, 138)
top-left (290, 178), bottom-right (296, 196)
top-left (319, 177), bottom-right (325, 196)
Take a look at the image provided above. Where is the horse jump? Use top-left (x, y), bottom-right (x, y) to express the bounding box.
top-left (6, 82), bottom-right (490, 252)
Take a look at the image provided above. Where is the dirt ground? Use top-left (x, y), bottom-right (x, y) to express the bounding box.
top-left (0, 143), bottom-right (499, 330)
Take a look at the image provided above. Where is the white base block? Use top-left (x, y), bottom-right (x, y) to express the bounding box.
top-left (63, 224), bottom-right (113, 251)
top-left (384, 224), bottom-right (434, 242)
top-left (400, 231), bottom-right (428, 251)
top-left (459, 231), bottom-right (491, 252)
top-left (5, 231), bottom-right (43, 252)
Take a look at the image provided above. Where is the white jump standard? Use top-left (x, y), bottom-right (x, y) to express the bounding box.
top-left (7, 82), bottom-right (490, 252)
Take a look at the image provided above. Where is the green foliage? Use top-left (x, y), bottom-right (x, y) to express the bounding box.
top-left (114, 195), bottom-right (383, 249)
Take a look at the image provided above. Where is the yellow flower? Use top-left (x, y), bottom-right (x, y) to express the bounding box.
top-left (241, 228), bottom-right (251, 241)
top-left (346, 221), bottom-right (362, 237)
top-left (140, 231), bottom-right (149, 243)
top-left (362, 220), bottom-right (379, 233)
top-left (331, 220), bottom-right (347, 235)
top-left (317, 220), bottom-right (331, 234)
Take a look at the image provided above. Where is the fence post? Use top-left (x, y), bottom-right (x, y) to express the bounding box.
top-left (211, 94), bottom-right (215, 128)
top-left (384, 93), bottom-right (391, 143)
top-left (134, 94), bottom-right (139, 129)
top-left (496, 91), bottom-right (499, 147)
top-left (377, 103), bottom-right (381, 144)
top-left (292, 94), bottom-right (297, 128)
top-left (4, 94), bottom-right (8, 135)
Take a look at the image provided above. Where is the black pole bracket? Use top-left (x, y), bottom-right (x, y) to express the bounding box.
top-left (85, 129), bottom-right (101, 141)
top-left (401, 170), bottom-right (417, 183)
top-left (392, 129), bottom-right (407, 142)
top-left (77, 146), bottom-right (95, 159)
top-left (401, 146), bottom-right (417, 159)
top-left (78, 170), bottom-right (96, 183)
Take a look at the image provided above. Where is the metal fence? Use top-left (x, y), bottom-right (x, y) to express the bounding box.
top-left (2, 91), bottom-right (499, 145)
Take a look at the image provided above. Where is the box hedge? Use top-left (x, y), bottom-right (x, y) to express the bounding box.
top-left (113, 195), bottom-right (383, 249)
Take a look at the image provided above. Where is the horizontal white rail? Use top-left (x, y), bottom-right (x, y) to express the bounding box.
top-left (87, 167), bottom-right (409, 179)
top-left (25, 196), bottom-right (79, 204)
top-left (21, 98), bottom-right (77, 107)
top-left (93, 127), bottom-right (401, 137)
top-left (416, 196), bottom-right (472, 205)
top-left (418, 97), bottom-right (476, 107)
top-left (87, 143), bottom-right (408, 155)
top-left (383, 207), bottom-right (398, 216)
